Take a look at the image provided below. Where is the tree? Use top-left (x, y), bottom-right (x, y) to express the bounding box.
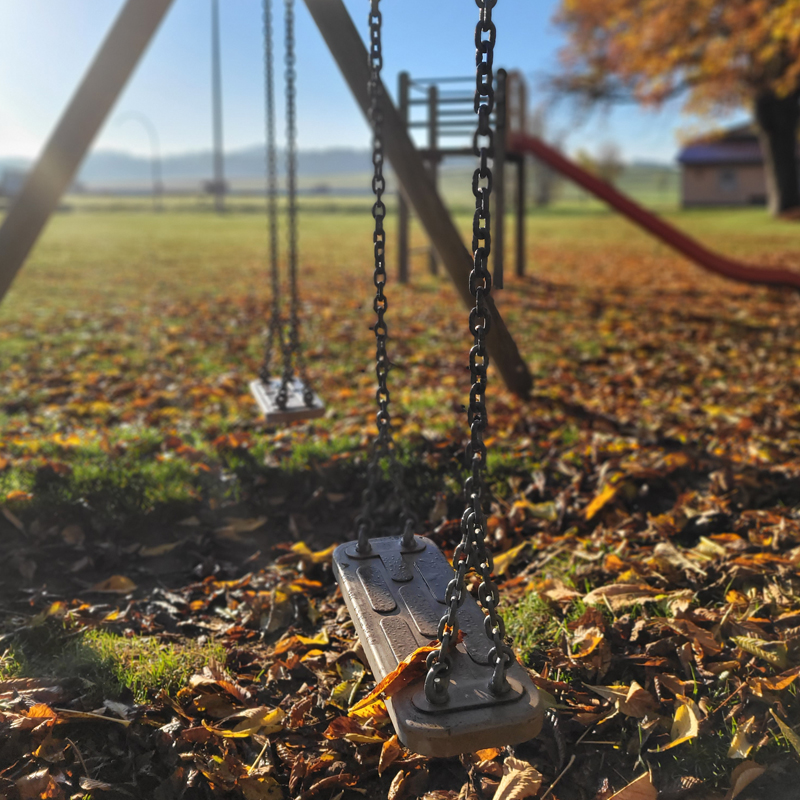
top-left (554, 0), bottom-right (800, 215)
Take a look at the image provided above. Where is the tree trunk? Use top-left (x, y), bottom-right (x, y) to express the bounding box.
top-left (754, 89), bottom-right (800, 215)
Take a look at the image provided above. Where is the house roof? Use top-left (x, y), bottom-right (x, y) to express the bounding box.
top-left (677, 124), bottom-right (766, 166)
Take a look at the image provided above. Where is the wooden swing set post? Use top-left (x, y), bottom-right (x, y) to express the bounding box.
top-left (303, 0), bottom-right (532, 397)
top-left (0, 0), bottom-right (176, 304)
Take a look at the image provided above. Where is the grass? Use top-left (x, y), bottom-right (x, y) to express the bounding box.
top-left (2, 197), bottom-right (799, 525)
top-left (2, 621), bottom-right (225, 703)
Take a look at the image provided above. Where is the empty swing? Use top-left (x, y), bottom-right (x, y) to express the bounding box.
top-left (250, 0), bottom-right (325, 424)
top-left (332, 0), bottom-right (543, 758)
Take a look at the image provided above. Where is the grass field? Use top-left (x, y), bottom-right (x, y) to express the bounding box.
top-left (2, 198), bottom-right (800, 798)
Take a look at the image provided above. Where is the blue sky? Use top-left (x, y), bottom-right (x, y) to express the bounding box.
top-left (0, 0), bottom-right (743, 164)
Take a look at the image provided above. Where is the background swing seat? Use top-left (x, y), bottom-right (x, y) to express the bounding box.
top-left (250, 377), bottom-right (325, 424)
top-left (333, 536), bottom-right (544, 757)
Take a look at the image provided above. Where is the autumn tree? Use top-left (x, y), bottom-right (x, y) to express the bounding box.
top-left (554, 0), bottom-right (800, 215)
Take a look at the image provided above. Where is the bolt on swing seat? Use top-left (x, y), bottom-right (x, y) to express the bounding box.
top-left (249, 377), bottom-right (325, 425)
top-left (333, 535), bottom-right (543, 757)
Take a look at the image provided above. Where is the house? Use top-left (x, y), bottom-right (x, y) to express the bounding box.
top-left (677, 124), bottom-right (775, 207)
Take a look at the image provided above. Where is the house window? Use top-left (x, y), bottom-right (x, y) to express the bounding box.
top-left (718, 169), bottom-right (738, 192)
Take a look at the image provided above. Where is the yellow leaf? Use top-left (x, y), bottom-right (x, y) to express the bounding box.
top-left (233, 707), bottom-right (285, 736)
top-left (732, 636), bottom-right (788, 669)
top-left (90, 575), bottom-right (137, 594)
top-left (585, 482), bottom-right (618, 520)
top-left (658, 697), bottom-right (700, 750)
top-left (727, 720), bottom-right (755, 759)
top-left (770, 709), bottom-right (800, 757)
top-left (297, 630), bottom-right (330, 647)
top-left (291, 541), bottom-right (336, 564)
top-left (348, 697), bottom-right (388, 724)
top-left (571, 625), bottom-right (605, 659)
top-left (349, 643), bottom-right (439, 713)
top-left (493, 541), bottom-right (531, 576)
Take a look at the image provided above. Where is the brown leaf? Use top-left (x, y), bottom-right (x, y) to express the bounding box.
top-left (608, 772), bottom-right (657, 800)
top-left (89, 575), bottom-right (137, 594)
top-left (582, 583), bottom-right (659, 611)
top-left (388, 770), bottom-right (408, 800)
top-left (349, 642), bottom-right (440, 712)
top-left (726, 761), bottom-right (766, 800)
top-left (492, 757), bottom-right (542, 800)
top-left (379, 734), bottom-right (403, 776)
top-left (300, 774), bottom-right (358, 800)
top-left (60, 524), bottom-right (85, 546)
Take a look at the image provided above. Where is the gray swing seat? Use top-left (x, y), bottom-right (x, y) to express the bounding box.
top-left (250, 377), bottom-right (325, 424)
top-left (333, 535), bottom-right (544, 757)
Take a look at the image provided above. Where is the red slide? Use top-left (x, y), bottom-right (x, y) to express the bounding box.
top-left (508, 132), bottom-right (800, 291)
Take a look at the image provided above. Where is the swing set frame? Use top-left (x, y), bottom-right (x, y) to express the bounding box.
top-left (0, 0), bottom-right (531, 397)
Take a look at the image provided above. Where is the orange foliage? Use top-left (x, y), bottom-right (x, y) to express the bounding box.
top-left (555, 0), bottom-right (800, 111)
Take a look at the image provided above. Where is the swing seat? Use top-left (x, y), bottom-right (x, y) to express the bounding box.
top-left (333, 536), bottom-right (543, 757)
top-left (250, 377), bottom-right (325, 424)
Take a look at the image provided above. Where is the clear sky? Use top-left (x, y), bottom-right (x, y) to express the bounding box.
top-left (0, 0), bottom-right (743, 164)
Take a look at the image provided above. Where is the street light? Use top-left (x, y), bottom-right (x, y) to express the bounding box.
top-left (116, 111), bottom-right (163, 212)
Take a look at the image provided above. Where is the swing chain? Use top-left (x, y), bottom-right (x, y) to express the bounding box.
top-left (355, 0), bottom-right (416, 554)
top-left (277, 0), bottom-right (314, 409)
top-left (260, 0), bottom-right (284, 385)
top-left (425, 0), bottom-right (514, 705)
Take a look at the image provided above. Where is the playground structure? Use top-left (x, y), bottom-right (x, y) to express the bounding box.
top-left (0, 0), bottom-right (799, 763)
top-left (1, 0), bottom-right (799, 396)
top-left (396, 70), bottom-right (528, 287)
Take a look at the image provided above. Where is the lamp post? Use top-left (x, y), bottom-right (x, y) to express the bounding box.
top-left (117, 111), bottom-right (163, 211)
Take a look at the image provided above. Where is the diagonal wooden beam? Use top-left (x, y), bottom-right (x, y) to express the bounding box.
top-left (0, 0), bottom-right (175, 303)
top-left (302, 0), bottom-right (532, 397)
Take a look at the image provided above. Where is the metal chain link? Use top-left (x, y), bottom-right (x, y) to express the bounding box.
top-left (277, 0), bottom-right (316, 410)
top-left (355, 0), bottom-right (416, 554)
top-left (259, 0), bottom-right (285, 385)
top-left (425, 0), bottom-right (515, 705)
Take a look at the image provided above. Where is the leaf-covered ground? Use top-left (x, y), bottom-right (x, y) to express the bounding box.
top-left (1, 205), bottom-right (800, 799)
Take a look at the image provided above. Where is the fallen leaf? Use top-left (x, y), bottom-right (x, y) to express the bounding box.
top-left (583, 583), bottom-right (658, 611)
top-left (60, 524), bottom-right (85, 546)
top-left (89, 575), bottom-right (137, 594)
top-left (727, 718), bottom-right (755, 759)
top-left (608, 772), bottom-right (657, 800)
top-left (726, 761), bottom-right (766, 800)
top-left (658, 697), bottom-right (701, 750)
top-left (769, 709), bottom-right (800, 757)
top-left (140, 539), bottom-right (184, 557)
top-left (732, 636), bottom-right (788, 669)
top-left (585, 482), bottom-right (618, 520)
top-left (349, 642), bottom-right (440, 712)
top-left (492, 756), bottom-right (542, 800)
top-left (379, 734), bottom-right (402, 776)
top-left (493, 540), bottom-right (531, 576)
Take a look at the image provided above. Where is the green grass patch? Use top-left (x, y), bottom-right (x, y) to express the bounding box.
top-left (4, 621), bottom-right (225, 703)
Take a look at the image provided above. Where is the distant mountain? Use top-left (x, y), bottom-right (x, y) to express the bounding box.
top-left (0, 146), bottom-right (376, 192)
